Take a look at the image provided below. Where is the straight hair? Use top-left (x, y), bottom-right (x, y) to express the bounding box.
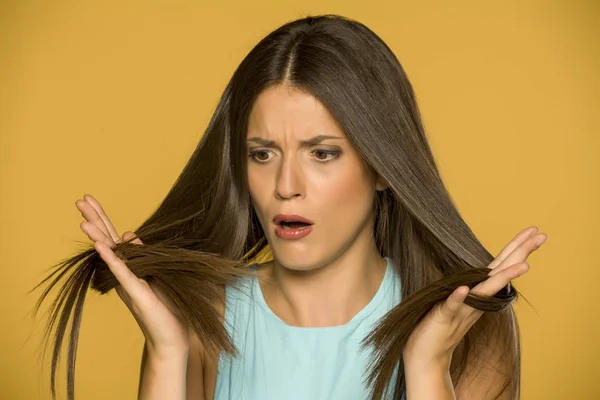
top-left (32, 14), bottom-right (522, 400)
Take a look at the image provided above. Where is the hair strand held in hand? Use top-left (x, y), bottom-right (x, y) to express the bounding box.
top-left (31, 14), bottom-right (526, 400)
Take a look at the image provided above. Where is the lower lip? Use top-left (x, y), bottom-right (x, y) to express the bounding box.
top-left (274, 225), bottom-right (313, 239)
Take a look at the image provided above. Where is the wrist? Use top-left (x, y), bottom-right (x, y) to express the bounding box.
top-left (404, 358), bottom-right (451, 378)
top-left (403, 358), bottom-right (455, 400)
top-left (139, 346), bottom-right (188, 400)
top-left (146, 344), bottom-right (189, 364)
top-left (403, 349), bottom-right (452, 373)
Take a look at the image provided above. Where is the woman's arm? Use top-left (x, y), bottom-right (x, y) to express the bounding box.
top-left (400, 228), bottom-right (542, 399)
top-left (137, 284), bottom-right (225, 400)
top-left (138, 334), bottom-right (206, 400)
top-left (404, 358), bottom-right (455, 400)
top-left (404, 342), bottom-right (514, 400)
top-left (137, 344), bottom-right (189, 400)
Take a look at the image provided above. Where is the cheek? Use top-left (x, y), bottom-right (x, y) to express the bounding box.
top-left (314, 160), bottom-right (374, 218)
top-left (248, 171), bottom-right (269, 215)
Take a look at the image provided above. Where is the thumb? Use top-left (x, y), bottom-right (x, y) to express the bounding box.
top-left (441, 286), bottom-right (470, 318)
top-left (122, 231), bottom-right (144, 245)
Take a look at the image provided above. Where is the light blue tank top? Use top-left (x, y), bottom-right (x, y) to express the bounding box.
top-left (214, 257), bottom-right (403, 400)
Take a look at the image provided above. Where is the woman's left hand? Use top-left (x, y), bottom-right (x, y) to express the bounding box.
top-left (402, 226), bottom-right (547, 369)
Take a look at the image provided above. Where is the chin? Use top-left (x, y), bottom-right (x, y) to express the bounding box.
top-left (270, 246), bottom-right (322, 272)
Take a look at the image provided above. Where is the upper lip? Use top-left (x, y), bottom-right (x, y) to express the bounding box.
top-left (273, 214), bottom-right (314, 225)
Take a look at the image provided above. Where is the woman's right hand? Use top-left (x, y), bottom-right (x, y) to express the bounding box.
top-left (76, 194), bottom-right (190, 359)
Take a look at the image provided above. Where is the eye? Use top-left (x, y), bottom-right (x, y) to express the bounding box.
top-left (248, 149), bottom-right (274, 163)
top-left (311, 149), bottom-right (341, 163)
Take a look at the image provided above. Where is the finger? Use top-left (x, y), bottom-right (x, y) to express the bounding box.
top-left (487, 226), bottom-right (539, 270)
top-left (76, 199), bottom-right (114, 242)
top-left (83, 194), bottom-right (121, 243)
top-left (80, 221), bottom-right (114, 248)
top-left (488, 232), bottom-right (546, 277)
top-left (122, 231), bottom-right (144, 245)
top-left (438, 286), bottom-right (470, 321)
top-left (94, 241), bottom-right (143, 298)
top-left (474, 261), bottom-right (529, 296)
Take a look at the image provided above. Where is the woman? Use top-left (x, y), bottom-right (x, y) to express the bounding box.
top-left (35, 14), bottom-right (546, 400)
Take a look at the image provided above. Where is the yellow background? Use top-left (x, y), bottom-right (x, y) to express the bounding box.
top-left (1, 1), bottom-right (598, 398)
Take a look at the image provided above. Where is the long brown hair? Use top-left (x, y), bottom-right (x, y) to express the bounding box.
top-left (32, 14), bottom-right (521, 400)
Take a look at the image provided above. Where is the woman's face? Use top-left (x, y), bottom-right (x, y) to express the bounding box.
top-left (246, 84), bottom-right (383, 270)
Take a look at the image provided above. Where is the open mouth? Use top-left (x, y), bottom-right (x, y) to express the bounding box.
top-left (273, 214), bottom-right (314, 239)
top-left (278, 221), bottom-right (312, 230)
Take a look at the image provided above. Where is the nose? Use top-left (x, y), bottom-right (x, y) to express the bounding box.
top-left (275, 153), bottom-right (304, 200)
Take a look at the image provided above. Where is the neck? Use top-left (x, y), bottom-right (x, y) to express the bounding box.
top-left (258, 238), bottom-right (387, 327)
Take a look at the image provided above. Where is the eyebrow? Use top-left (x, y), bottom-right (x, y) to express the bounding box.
top-left (246, 134), bottom-right (345, 148)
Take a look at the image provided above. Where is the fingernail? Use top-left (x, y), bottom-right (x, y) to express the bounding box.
top-left (536, 234), bottom-right (548, 246)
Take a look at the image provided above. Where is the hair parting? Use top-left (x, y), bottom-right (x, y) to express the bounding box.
top-left (32, 14), bottom-right (526, 400)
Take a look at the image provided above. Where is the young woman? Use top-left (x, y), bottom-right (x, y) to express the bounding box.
top-left (38, 14), bottom-right (546, 400)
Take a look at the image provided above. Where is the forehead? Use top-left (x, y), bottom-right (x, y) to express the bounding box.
top-left (246, 85), bottom-right (345, 139)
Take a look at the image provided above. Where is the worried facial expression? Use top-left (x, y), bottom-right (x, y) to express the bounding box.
top-left (246, 84), bottom-right (384, 270)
